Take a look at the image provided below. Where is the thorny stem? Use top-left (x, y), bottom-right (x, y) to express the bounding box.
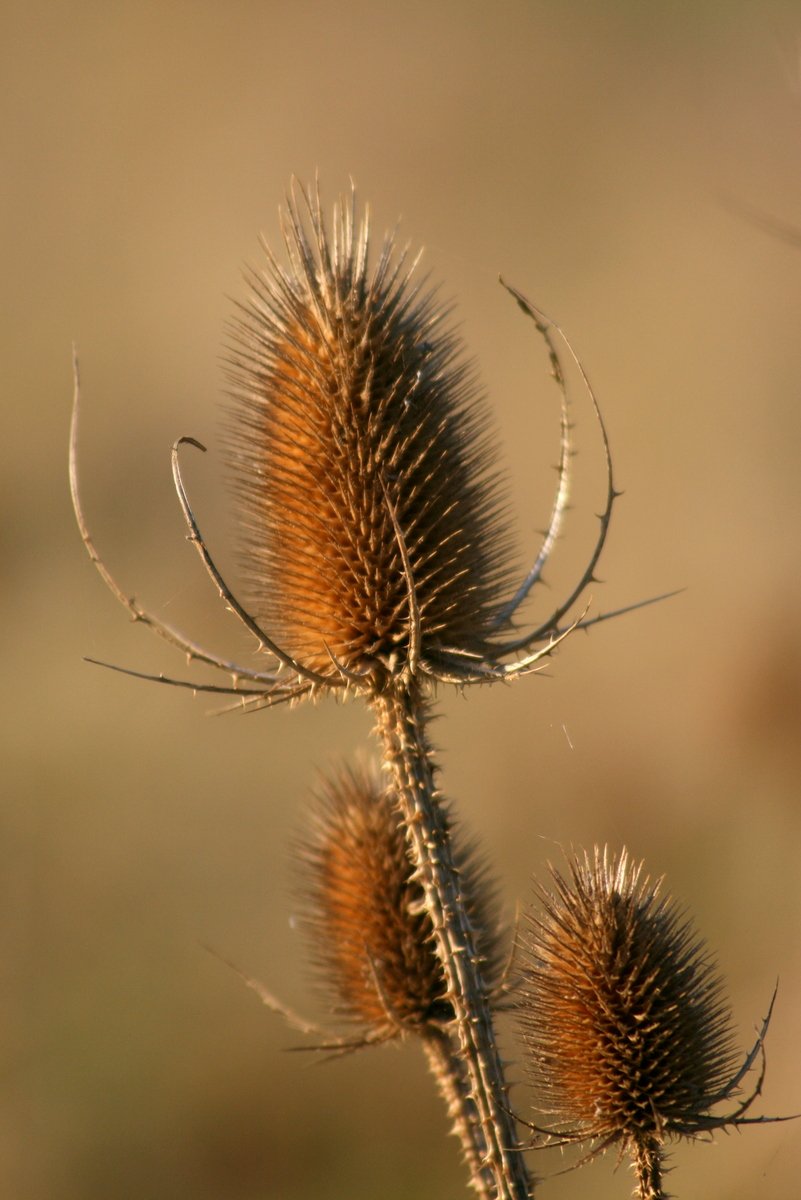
top-left (423, 1032), bottom-right (497, 1196)
top-left (632, 1137), bottom-right (667, 1200)
top-left (373, 684), bottom-right (533, 1200)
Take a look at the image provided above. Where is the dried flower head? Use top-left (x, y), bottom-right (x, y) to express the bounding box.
top-left (517, 847), bottom-right (777, 1198)
top-left (295, 761), bottom-right (502, 1041)
top-left (224, 186), bottom-right (518, 688)
top-left (70, 182), bottom-right (639, 712)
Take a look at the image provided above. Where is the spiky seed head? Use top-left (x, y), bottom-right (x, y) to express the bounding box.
top-left (517, 847), bottom-right (741, 1152)
top-left (224, 185), bottom-right (515, 689)
top-left (295, 762), bottom-right (502, 1039)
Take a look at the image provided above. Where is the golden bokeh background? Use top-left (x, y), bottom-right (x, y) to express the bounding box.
top-left (4, 3), bottom-right (801, 1198)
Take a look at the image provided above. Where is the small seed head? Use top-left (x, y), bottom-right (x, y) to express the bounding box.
top-left (518, 847), bottom-right (741, 1152)
top-left (295, 762), bottom-right (501, 1039)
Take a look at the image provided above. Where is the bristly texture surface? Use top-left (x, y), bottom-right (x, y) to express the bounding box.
top-left (518, 848), bottom-right (742, 1153)
top-left (295, 762), bottom-right (502, 1040)
top-left (224, 185), bottom-right (515, 687)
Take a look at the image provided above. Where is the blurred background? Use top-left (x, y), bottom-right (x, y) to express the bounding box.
top-left (3, 2), bottom-right (801, 1198)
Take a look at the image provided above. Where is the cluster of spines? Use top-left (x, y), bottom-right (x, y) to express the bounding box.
top-left (224, 188), bottom-right (515, 685)
top-left (295, 761), bottom-right (501, 1041)
top-left (516, 847), bottom-right (777, 1197)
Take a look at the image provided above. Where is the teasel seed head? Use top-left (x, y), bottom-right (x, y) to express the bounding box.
top-left (224, 184), bottom-right (515, 692)
top-left (295, 761), bottom-right (502, 1041)
top-left (518, 847), bottom-right (775, 1198)
top-left (72, 177), bottom-right (636, 713)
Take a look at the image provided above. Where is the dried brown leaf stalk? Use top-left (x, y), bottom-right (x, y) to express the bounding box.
top-left (70, 183), bottom-right (661, 1199)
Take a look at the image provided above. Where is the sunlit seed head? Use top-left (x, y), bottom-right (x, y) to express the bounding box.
top-left (224, 185), bottom-right (515, 687)
top-left (518, 847), bottom-right (740, 1149)
top-left (295, 761), bottom-right (502, 1039)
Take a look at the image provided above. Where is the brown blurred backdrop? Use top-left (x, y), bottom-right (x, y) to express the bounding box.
top-left (3, 2), bottom-right (801, 1198)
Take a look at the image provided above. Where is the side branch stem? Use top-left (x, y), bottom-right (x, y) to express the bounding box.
top-left (373, 684), bottom-right (532, 1200)
top-left (423, 1032), bottom-right (496, 1194)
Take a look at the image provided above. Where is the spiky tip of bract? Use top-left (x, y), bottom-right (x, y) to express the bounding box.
top-left (224, 184), bottom-right (515, 690)
top-left (295, 761), bottom-right (502, 1040)
top-left (517, 847), bottom-right (740, 1154)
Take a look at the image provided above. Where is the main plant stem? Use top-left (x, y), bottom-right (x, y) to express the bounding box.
top-left (373, 683), bottom-right (533, 1200)
top-left (632, 1137), bottom-right (666, 1200)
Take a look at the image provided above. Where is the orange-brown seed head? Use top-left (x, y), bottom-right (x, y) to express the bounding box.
top-left (518, 848), bottom-right (739, 1150)
top-left (296, 762), bottom-right (501, 1039)
top-left (225, 187), bottom-right (514, 687)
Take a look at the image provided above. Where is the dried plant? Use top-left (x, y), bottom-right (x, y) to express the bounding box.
top-left (71, 182), bottom-right (765, 1200)
top-left (70, 186), bottom-right (652, 712)
top-left (517, 847), bottom-right (782, 1199)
